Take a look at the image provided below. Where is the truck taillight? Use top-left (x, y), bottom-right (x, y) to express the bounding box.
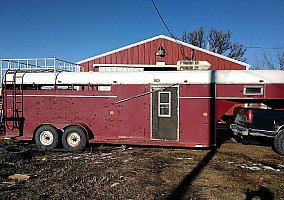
top-left (247, 109), bottom-right (253, 123)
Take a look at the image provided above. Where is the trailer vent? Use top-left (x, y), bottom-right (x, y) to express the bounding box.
top-left (176, 60), bottom-right (211, 71)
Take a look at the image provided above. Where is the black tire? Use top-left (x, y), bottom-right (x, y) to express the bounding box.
top-left (62, 126), bottom-right (87, 152)
top-left (274, 129), bottom-right (284, 156)
top-left (35, 125), bottom-right (59, 150)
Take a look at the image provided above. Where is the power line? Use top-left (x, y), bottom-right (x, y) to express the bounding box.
top-left (150, 0), bottom-right (283, 56)
top-left (246, 46), bottom-right (284, 50)
top-left (150, 0), bottom-right (175, 38)
top-left (150, 0), bottom-right (189, 60)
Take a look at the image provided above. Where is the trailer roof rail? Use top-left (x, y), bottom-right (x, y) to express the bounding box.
top-left (0, 58), bottom-right (82, 84)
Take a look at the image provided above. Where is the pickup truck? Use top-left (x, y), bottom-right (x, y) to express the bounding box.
top-left (230, 108), bottom-right (284, 156)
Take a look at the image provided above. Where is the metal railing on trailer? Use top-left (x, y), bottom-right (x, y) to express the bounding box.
top-left (0, 58), bottom-right (82, 83)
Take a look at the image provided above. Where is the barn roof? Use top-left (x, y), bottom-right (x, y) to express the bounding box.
top-left (77, 35), bottom-right (250, 68)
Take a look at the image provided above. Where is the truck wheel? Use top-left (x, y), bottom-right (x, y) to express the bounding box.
top-left (35, 125), bottom-right (59, 150)
top-left (274, 129), bottom-right (284, 156)
top-left (62, 126), bottom-right (87, 152)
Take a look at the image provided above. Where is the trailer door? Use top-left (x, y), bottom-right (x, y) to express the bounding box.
top-left (151, 86), bottom-right (178, 140)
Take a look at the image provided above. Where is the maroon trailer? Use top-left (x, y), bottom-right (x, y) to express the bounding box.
top-left (1, 64), bottom-right (284, 152)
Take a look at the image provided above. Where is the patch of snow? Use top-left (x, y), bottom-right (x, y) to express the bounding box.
top-left (177, 157), bottom-right (192, 160)
top-left (262, 166), bottom-right (280, 172)
top-left (277, 164), bottom-right (284, 168)
top-left (101, 153), bottom-right (112, 157)
top-left (231, 162), bottom-right (281, 172)
top-left (122, 157), bottom-right (134, 163)
top-left (247, 166), bottom-right (262, 171)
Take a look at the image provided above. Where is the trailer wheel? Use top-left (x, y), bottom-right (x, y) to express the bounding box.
top-left (62, 126), bottom-right (87, 152)
top-left (274, 129), bottom-right (284, 156)
top-left (35, 125), bottom-right (59, 150)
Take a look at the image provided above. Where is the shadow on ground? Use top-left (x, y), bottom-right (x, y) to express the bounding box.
top-left (167, 148), bottom-right (218, 200)
top-left (166, 129), bottom-right (230, 200)
top-left (246, 187), bottom-right (275, 200)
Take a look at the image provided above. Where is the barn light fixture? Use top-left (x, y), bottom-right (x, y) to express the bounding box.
top-left (156, 46), bottom-right (167, 57)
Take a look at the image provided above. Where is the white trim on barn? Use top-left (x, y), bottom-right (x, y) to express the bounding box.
top-left (94, 63), bottom-right (177, 72)
top-left (93, 64), bottom-right (177, 68)
top-left (76, 35), bottom-right (251, 68)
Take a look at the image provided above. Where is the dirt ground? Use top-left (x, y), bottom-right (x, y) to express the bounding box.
top-left (0, 131), bottom-right (283, 200)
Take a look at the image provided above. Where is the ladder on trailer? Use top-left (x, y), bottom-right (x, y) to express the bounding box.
top-left (0, 58), bottom-right (83, 136)
top-left (2, 69), bottom-right (25, 134)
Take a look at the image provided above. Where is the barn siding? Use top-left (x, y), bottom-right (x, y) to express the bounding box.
top-left (80, 37), bottom-right (246, 70)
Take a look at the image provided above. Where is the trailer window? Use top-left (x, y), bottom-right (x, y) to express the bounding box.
top-left (22, 85), bottom-right (37, 90)
top-left (158, 92), bottom-right (171, 117)
top-left (244, 86), bottom-right (263, 95)
top-left (97, 85), bottom-right (112, 91)
top-left (57, 85), bottom-right (80, 90)
top-left (57, 85), bottom-right (72, 90)
top-left (5, 85), bottom-right (20, 90)
top-left (40, 85), bottom-right (55, 90)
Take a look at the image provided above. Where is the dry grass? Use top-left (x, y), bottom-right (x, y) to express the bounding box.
top-left (0, 135), bottom-right (283, 199)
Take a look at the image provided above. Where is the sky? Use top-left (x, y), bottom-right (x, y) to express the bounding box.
top-left (0, 0), bottom-right (284, 67)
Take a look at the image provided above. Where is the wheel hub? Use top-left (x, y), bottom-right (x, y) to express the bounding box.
top-left (67, 132), bottom-right (81, 147)
top-left (39, 131), bottom-right (54, 146)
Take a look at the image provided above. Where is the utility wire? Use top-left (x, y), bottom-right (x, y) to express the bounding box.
top-left (150, 0), bottom-right (189, 60)
top-left (150, 0), bottom-right (284, 59)
top-left (246, 46), bottom-right (284, 50)
top-left (150, 0), bottom-right (175, 38)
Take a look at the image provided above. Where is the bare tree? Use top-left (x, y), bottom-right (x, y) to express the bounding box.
top-left (182, 27), bottom-right (247, 62)
top-left (277, 51), bottom-right (284, 70)
top-left (227, 43), bottom-right (246, 62)
top-left (255, 49), bottom-right (284, 70)
top-left (263, 53), bottom-right (277, 70)
top-left (209, 29), bottom-right (231, 54)
top-left (182, 27), bottom-right (205, 48)
top-left (252, 50), bottom-right (284, 70)
top-left (251, 55), bottom-right (264, 70)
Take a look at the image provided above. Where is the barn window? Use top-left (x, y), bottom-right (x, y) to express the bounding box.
top-left (244, 86), bottom-right (263, 95)
top-left (158, 91), bottom-right (171, 117)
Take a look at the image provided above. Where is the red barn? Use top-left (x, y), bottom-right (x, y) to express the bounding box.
top-left (77, 35), bottom-right (250, 71)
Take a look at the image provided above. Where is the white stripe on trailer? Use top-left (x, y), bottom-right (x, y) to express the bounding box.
top-left (4, 70), bottom-right (284, 85)
top-left (179, 97), bottom-right (213, 99)
top-left (7, 95), bottom-right (117, 98)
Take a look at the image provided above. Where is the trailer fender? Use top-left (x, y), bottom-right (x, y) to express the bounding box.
top-left (33, 124), bottom-right (62, 141)
top-left (276, 125), bottom-right (284, 134)
top-left (33, 124), bottom-right (61, 150)
top-left (62, 124), bottom-right (94, 141)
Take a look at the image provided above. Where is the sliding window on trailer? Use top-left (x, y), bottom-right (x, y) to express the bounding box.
top-left (8, 84), bottom-right (113, 91)
top-left (243, 86), bottom-right (263, 95)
